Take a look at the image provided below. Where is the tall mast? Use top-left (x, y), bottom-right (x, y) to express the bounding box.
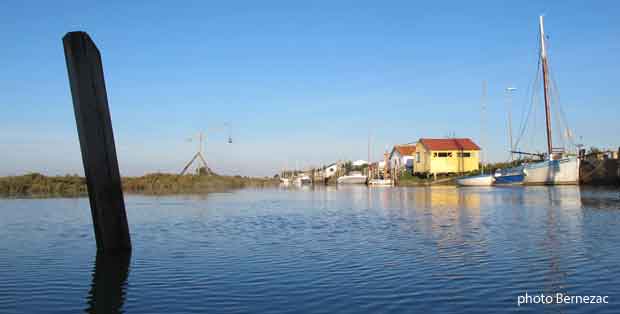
top-left (539, 15), bottom-right (553, 157)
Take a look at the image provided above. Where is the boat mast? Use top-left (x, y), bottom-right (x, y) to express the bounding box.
top-left (539, 15), bottom-right (553, 157)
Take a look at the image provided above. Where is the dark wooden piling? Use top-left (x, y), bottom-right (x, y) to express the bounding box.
top-left (63, 31), bottom-right (131, 251)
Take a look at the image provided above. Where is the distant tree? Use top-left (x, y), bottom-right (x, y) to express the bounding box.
top-left (343, 161), bottom-right (353, 174)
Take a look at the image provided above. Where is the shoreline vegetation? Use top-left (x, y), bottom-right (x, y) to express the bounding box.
top-left (0, 173), bottom-right (279, 198)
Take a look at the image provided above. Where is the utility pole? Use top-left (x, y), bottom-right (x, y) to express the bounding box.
top-left (481, 80), bottom-right (487, 173)
top-left (506, 87), bottom-right (517, 161)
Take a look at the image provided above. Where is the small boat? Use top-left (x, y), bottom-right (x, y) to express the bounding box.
top-left (493, 166), bottom-right (524, 185)
top-left (293, 174), bottom-right (312, 185)
top-left (456, 174), bottom-right (494, 186)
top-left (368, 179), bottom-right (393, 186)
top-left (280, 177), bottom-right (291, 186)
top-left (337, 171), bottom-right (367, 185)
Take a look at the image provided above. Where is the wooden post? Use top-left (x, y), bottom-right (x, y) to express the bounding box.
top-left (63, 31), bottom-right (131, 252)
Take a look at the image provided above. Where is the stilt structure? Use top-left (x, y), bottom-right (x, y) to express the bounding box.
top-left (180, 132), bottom-right (213, 175)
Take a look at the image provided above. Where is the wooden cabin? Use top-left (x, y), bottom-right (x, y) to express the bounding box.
top-left (414, 138), bottom-right (480, 175)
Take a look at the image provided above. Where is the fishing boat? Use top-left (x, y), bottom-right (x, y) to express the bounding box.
top-left (337, 171), bottom-right (367, 184)
top-left (456, 174), bottom-right (494, 186)
top-left (493, 167), bottom-right (524, 185)
top-left (520, 16), bottom-right (580, 185)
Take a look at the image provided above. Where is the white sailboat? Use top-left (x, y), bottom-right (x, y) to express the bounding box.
top-left (521, 16), bottom-right (580, 185)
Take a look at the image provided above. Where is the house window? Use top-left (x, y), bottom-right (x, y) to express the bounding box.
top-left (437, 152), bottom-right (449, 158)
top-left (416, 152), bottom-right (420, 163)
top-left (457, 152), bottom-right (472, 157)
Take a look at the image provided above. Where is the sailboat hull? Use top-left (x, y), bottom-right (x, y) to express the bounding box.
top-left (494, 174), bottom-right (524, 185)
top-left (522, 157), bottom-right (580, 185)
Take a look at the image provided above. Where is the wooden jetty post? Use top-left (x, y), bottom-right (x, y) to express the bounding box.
top-left (63, 31), bottom-right (131, 252)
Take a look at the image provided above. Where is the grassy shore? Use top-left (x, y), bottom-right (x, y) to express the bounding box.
top-left (0, 173), bottom-right (278, 197)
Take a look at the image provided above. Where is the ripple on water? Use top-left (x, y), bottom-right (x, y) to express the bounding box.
top-left (1, 187), bottom-right (619, 313)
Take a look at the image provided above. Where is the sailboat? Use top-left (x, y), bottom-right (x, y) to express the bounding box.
top-left (520, 16), bottom-right (580, 185)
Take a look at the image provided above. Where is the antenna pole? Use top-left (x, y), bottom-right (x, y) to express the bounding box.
top-left (505, 87), bottom-right (516, 161)
top-left (199, 132), bottom-right (203, 154)
top-left (539, 15), bottom-right (553, 157)
top-left (481, 80), bottom-right (486, 173)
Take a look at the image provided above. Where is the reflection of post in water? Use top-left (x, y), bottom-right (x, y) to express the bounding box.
top-left (86, 252), bottom-right (131, 314)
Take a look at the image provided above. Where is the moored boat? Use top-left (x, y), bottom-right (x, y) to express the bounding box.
top-left (456, 174), bottom-right (494, 186)
top-left (522, 156), bottom-right (580, 185)
top-left (337, 171), bottom-right (367, 185)
top-left (518, 16), bottom-right (580, 185)
top-left (293, 174), bottom-right (312, 186)
top-left (493, 166), bottom-right (524, 185)
top-left (368, 179), bottom-right (393, 186)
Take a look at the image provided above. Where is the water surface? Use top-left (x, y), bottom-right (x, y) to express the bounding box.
top-left (1, 186), bottom-right (619, 313)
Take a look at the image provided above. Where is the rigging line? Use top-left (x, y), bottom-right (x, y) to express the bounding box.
top-left (548, 67), bottom-right (576, 148)
top-left (529, 71), bottom-right (541, 154)
top-left (547, 77), bottom-right (564, 148)
top-left (514, 31), bottom-right (541, 150)
top-left (514, 32), bottom-right (543, 151)
top-left (542, 46), bottom-right (565, 150)
top-left (517, 59), bottom-right (535, 138)
top-left (514, 60), bottom-right (539, 149)
top-left (544, 34), bottom-right (576, 152)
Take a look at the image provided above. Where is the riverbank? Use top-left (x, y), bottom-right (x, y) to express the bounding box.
top-left (395, 172), bottom-right (458, 186)
top-left (0, 173), bottom-right (279, 197)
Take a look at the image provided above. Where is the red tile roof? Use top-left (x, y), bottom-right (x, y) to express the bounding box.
top-left (419, 138), bottom-right (480, 151)
top-left (392, 144), bottom-right (416, 156)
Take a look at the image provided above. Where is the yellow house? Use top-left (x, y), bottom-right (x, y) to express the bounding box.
top-left (414, 138), bottom-right (480, 175)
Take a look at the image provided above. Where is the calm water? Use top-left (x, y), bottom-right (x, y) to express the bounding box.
top-left (1, 186), bottom-right (619, 313)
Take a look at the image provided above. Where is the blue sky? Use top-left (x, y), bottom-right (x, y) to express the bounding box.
top-left (1, 1), bottom-right (618, 177)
